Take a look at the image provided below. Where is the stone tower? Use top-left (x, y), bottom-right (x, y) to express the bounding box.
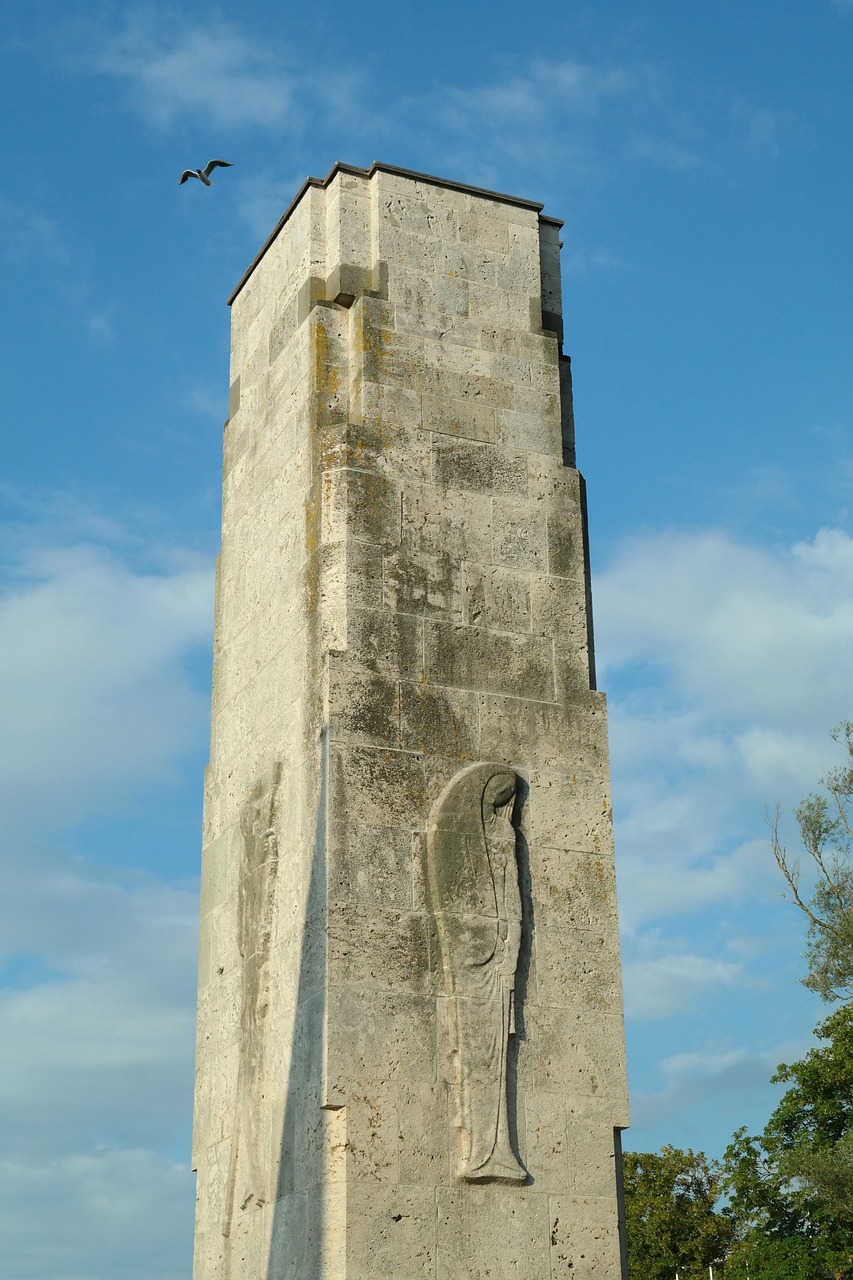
top-left (193, 162), bottom-right (630, 1279)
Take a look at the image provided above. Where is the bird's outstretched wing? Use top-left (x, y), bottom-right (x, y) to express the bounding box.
top-left (179, 170), bottom-right (198, 185)
top-left (203, 160), bottom-right (233, 177)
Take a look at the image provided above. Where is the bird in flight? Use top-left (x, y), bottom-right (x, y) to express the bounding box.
top-left (179, 160), bottom-right (233, 187)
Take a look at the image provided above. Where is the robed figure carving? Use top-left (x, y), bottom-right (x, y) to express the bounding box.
top-left (427, 763), bottom-right (527, 1182)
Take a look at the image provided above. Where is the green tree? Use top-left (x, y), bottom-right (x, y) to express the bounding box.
top-left (772, 722), bottom-right (853, 1003)
top-left (623, 1145), bottom-right (734, 1278)
top-left (723, 1006), bottom-right (853, 1279)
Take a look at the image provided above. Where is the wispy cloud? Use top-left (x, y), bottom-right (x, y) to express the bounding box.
top-left (0, 540), bottom-right (212, 825)
top-left (0, 197), bottom-right (68, 267)
top-left (597, 523), bottom-right (853, 942)
top-left (595, 519), bottom-right (853, 1146)
top-left (405, 49), bottom-right (785, 190)
top-left (597, 526), bottom-right (853, 731)
top-left (0, 1149), bottom-right (193, 1280)
top-left (624, 951), bottom-right (743, 1020)
top-left (0, 517), bottom-right (207, 1274)
top-left (56, 8), bottom-right (297, 131)
top-left (626, 1037), bottom-right (812, 1152)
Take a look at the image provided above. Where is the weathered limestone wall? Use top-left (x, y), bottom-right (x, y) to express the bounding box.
top-left (193, 162), bottom-right (630, 1280)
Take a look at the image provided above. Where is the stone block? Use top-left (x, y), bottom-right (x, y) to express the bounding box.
top-left (326, 987), bottom-right (436, 1097)
top-left (326, 819), bottom-right (415, 911)
top-left (340, 1084), bottom-right (401, 1184)
top-left (327, 904), bottom-right (433, 995)
top-left (328, 663), bottom-right (400, 749)
top-left (548, 1196), bottom-right (624, 1278)
top-left (491, 496), bottom-right (548, 571)
top-left (462, 563), bottom-right (531, 633)
top-left (200, 832), bottom-right (231, 920)
top-left (389, 267), bottom-right (469, 318)
top-left (554, 649), bottom-right (595, 703)
top-left (533, 923), bottom-right (624, 1012)
top-left (524, 1090), bottom-right (570, 1192)
top-left (422, 392), bottom-right (495, 443)
top-left (531, 574), bottom-right (587, 640)
top-left (478, 694), bottom-right (604, 771)
top-left (344, 1183), bottom-right (437, 1279)
top-left (345, 608), bottom-right (423, 677)
top-left (321, 468), bottom-right (401, 550)
top-left (496, 406), bottom-right (562, 456)
top-left (528, 1005), bottom-right (628, 1100)
top-left (266, 1192), bottom-right (308, 1280)
top-left (398, 1081), bottom-right (450, 1184)
top-left (354, 377), bottom-right (423, 436)
top-left (330, 744), bottom-right (426, 830)
top-left (305, 1185), bottom-right (347, 1279)
top-left (442, 243), bottom-right (498, 286)
top-left (345, 541), bottom-right (385, 611)
top-left (457, 214), bottom-right (510, 254)
top-left (432, 437), bottom-right (528, 496)
top-left (419, 365), bottom-right (515, 410)
top-left (326, 414), bottom-right (432, 486)
top-left (383, 549), bottom-right (465, 621)
top-left (401, 484), bottom-right (492, 563)
top-left (436, 1185), bottom-right (551, 1280)
top-left (399, 681), bottom-right (480, 758)
top-left (569, 1122), bottom-right (623, 1198)
top-left (546, 507), bottom-right (585, 580)
top-left (528, 766), bottom-right (612, 853)
top-left (425, 620), bottom-right (554, 702)
top-left (527, 846), bottom-right (620, 932)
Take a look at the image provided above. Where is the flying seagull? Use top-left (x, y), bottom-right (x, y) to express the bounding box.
top-left (179, 160), bottom-right (233, 187)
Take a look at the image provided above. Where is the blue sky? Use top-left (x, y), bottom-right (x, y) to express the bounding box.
top-left (3, 1), bottom-right (853, 1275)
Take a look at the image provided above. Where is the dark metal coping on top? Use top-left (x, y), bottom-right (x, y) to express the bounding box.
top-left (227, 160), bottom-right (564, 306)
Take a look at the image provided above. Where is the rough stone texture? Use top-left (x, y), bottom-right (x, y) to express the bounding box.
top-left (193, 162), bottom-right (629, 1280)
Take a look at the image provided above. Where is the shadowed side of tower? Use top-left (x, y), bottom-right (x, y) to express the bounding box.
top-left (193, 162), bottom-right (630, 1280)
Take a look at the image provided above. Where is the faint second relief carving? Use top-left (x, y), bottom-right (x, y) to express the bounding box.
top-left (223, 762), bottom-right (282, 1239)
top-left (427, 762), bottom-right (527, 1182)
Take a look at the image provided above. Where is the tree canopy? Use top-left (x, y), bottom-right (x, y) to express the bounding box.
top-left (721, 1006), bottom-right (853, 1279)
top-left (772, 721), bottom-right (853, 1003)
top-left (625, 728), bottom-right (853, 1277)
top-left (622, 1145), bottom-right (734, 1278)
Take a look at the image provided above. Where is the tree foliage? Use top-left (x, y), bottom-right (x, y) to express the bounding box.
top-left (722, 1006), bottom-right (853, 1279)
top-left (622, 1145), bottom-right (734, 1278)
top-left (626, 728), bottom-right (853, 1278)
top-left (772, 722), bottom-right (853, 1002)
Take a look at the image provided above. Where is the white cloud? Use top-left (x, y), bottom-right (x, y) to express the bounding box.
top-left (0, 1149), bottom-right (193, 1280)
top-left (0, 541), bottom-right (212, 826)
top-left (87, 313), bottom-right (116, 345)
top-left (626, 134), bottom-right (702, 169)
top-left (624, 1035), bottom-right (813, 1155)
top-left (0, 520), bottom-right (206, 1276)
top-left (596, 526), bottom-right (853, 734)
top-left (0, 197), bottom-right (68, 267)
top-left (233, 168), bottom-right (309, 243)
top-left (728, 95), bottom-right (787, 155)
top-left (0, 868), bottom-right (198, 1149)
top-left (404, 48), bottom-right (784, 192)
top-left (58, 9), bottom-right (296, 131)
top-left (564, 242), bottom-right (629, 276)
top-left (623, 951), bottom-right (743, 1020)
top-left (596, 525), bottom-right (853, 937)
top-left (593, 520), bottom-right (853, 1145)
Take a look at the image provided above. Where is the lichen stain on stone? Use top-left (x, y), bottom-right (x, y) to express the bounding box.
top-left (352, 302), bottom-right (393, 387)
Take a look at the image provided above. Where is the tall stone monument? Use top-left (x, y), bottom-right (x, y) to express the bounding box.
top-left (193, 162), bottom-right (630, 1279)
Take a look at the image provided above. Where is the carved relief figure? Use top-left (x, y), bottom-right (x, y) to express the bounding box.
top-left (427, 763), bottom-right (527, 1181)
top-left (223, 763), bottom-right (282, 1238)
